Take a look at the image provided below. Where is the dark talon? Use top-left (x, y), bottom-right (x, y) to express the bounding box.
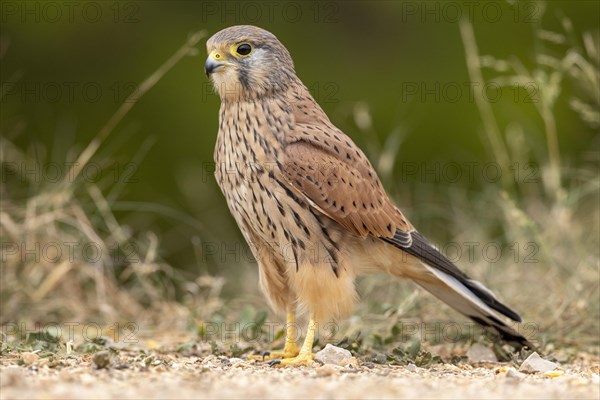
top-left (262, 351), bottom-right (270, 361)
top-left (268, 360), bottom-right (281, 367)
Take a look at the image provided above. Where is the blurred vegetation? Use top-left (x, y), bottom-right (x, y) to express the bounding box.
top-left (1, 1), bottom-right (598, 355)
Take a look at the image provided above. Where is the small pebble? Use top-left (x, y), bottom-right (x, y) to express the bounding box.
top-left (21, 352), bottom-right (39, 366)
top-left (315, 364), bottom-right (340, 377)
top-left (372, 354), bottom-right (387, 364)
top-left (340, 357), bottom-right (359, 369)
top-left (93, 351), bottom-right (111, 369)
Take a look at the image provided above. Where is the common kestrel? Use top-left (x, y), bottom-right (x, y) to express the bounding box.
top-left (205, 25), bottom-right (531, 366)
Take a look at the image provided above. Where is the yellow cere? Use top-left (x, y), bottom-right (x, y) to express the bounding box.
top-left (208, 50), bottom-right (222, 61)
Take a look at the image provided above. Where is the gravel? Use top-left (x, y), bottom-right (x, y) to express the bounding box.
top-left (1, 349), bottom-right (598, 399)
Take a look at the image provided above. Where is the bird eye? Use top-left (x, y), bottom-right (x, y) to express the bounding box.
top-left (236, 43), bottom-right (252, 56)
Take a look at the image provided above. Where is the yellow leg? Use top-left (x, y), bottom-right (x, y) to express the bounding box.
top-left (281, 312), bottom-right (301, 356)
top-left (270, 314), bottom-right (317, 367)
top-left (249, 311), bottom-right (300, 361)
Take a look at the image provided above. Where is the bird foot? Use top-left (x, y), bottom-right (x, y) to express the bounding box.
top-left (248, 344), bottom-right (300, 361)
top-left (267, 351), bottom-right (315, 367)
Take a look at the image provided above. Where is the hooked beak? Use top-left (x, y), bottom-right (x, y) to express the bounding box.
top-left (205, 50), bottom-right (225, 76)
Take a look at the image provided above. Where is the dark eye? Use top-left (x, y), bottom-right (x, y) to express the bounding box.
top-left (236, 43), bottom-right (252, 56)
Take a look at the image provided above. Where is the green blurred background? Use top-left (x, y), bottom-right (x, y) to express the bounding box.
top-left (2, 0), bottom-right (599, 328)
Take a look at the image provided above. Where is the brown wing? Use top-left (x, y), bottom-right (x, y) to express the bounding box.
top-left (281, 121), bottom-right (413, 240)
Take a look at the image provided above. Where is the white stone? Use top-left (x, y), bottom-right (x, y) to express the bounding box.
top-left (506, 368), bottom-right (526, 380)
top-left (467, 343), bottom-right (498, 363)
top-left (519, 352), bottom-right (558, 374)
top-left (406, 363), bottom-right (417, 372)
top-left (315, 344), bottom-right (352, 366)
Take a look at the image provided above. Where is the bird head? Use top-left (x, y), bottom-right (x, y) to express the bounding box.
top-left (205, 25), bottom-right (297, 101)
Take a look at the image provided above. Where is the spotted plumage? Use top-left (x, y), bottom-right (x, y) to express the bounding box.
top-left (205, 25), bottom-right (531, 365)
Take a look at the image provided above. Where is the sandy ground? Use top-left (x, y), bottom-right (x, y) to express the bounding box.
top-left (1, 350), bottom-right (599, 400)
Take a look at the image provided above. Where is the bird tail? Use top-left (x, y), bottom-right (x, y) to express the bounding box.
top-left (383, 230), bottom-right (533, 349)
top-left (413, 262), bottom-right (533, 348)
